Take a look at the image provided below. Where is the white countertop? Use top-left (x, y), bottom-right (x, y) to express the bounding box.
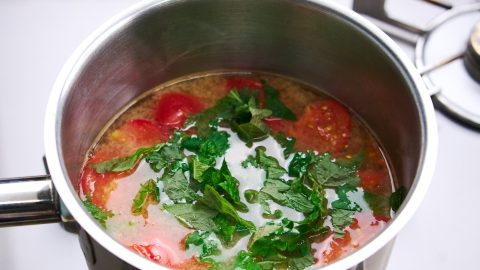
top-left (0, 1), bottom-right (478, 269)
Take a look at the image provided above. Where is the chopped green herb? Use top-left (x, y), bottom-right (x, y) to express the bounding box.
top-left (331, 208), bottom-right (355, 238)
top-left (287, 248), bottom-right (314, 270)
top-left (88, 144), bottom-right (162, 173)
top-left (198, 185), bottom-right (255, 231)
top-left (131, 179), bottom-right (160, 218)
top-left (185, 231), bottom-right (220, 260)
top-left (262, 81), bottom-right (297, 121)
top-left (231, 122), bottom-right (269, 147)
top-left (261, 179), bottom-right (290, 203)
top-left (283, 190), bottom-right (315, 213)
top-left (296, 184), bottom-right (329, 234)
top-left (160, 170), bottom-right (198, 203)
top-left (331, 185), bottom-right (362, 212)
top-left (182, 130), bottom-right (230, 165)
top-left (233, 250), bottom-right (262, 270)
top-left (82, 193), bottom-right (113, 228)
top-left (307, 153), bottom-right (360, 188)
top-left (241, 155), bottom-right (258, 168)
top-left (145, 143), bottom-right (184, 173)
top-left (273, 132), bottom-right (296, 158)
top-left (288, 152), bottom-right (315, 177)
top-left (247, 224), bottom-right (280, 249)
top-left (330, 185), bottom-right (362, 238)
top-left (390, 186), bottom-right (407, 212)
top-left (164, 204), bottom-right (218, 231)
top-left (252, 146), bottom-right (286, 179)
top-left (244, 189), bottom-right (259, 204)
top-left (185, 90), bottom-right (248, 136)
top-left (191, 157), bottom-right (211, 181)
top-left (197, 160), bottom-right (248, 212)
top-left (248, 222), bottom-right (312, 265)
top-left (213, 214), bottom-right (250, 247)
top-left (260, 178), bottom-right (314, 214)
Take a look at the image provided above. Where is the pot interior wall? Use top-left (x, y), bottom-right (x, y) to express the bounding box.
top-left (60, 0), bottom-right (422, 195)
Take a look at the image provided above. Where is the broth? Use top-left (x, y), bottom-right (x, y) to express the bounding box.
top-left (79, 72), bottom-right (401, 269)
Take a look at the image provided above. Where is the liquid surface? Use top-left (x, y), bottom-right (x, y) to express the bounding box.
top-left (79, 72), bottom-right (399, 269)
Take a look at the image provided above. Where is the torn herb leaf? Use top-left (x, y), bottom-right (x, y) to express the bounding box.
top-left (233, 250), bottom-right (262, 270)
top-left (260, 179), bottom-right (314, 214)
top-left (191, 157), bottom-right (210, 181)
top-left (253, 146), bottom-right (287, 179)
top-left (249, 223), bottom-right (311, 263)
top-left (331, 184), bottom-right (362, 212)
top-left (273, 132), bottom-right (296, 158)
top-left (213, 214), bottom-right (250, 247)
top-left (145, 143), bottom-right (184, 173)
top-left (82, 193), bottom-right (113, 228)
top-left (131, 179), bottom-right (160, 218)
top-left (198, 185), bottom-right (255, 231)
top-left (287, 248), bottom-right (314, 270)
top-left (262, 81), bottom-right (297, 121)
top-left (198, 161), bottom-right (247, 212)
top-left (244, 189), bottom-right (259, 204)
top-left (88, 144), bottom-right (162, 173)
top-left (230, 98), bottom-right (272, 146)
top-left (288, 152), bottom-right (315, 178)
top-left (307, 153), bottom-right (360, 188)
top-left (283, 190), bottom-right (315, 213)
top-left (231, 122), bottom-right (269, 147)
top-left (160, 170), bottom-right (198, 203)
top-left (331, 208), bottom-right (355, 238)
top-left (241, 155), bottom-right (257, 168)
top-left (185, 231), bottom-right (220, 260)
top-left (182, 130), bottom-right (230, 165)
top-left (164, 204), bottom-right (218, 231)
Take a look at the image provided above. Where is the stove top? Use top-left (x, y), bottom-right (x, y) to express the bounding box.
top-left (0, 1), bottom-right (479, 269)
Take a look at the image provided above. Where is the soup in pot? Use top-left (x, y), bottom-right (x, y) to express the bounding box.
top-left (79, 72), bottom-right (406, 269)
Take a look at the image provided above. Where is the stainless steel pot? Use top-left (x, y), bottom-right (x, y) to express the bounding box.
top-left (0, 0), bottom-right (437, 269)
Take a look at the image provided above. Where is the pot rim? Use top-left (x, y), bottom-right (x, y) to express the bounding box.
top-left (44, 0), bottom-right (438, 269)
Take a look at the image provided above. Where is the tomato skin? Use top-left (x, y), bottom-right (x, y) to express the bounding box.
top-left (291, 99), bottom-right (352, 155)
top-left (154, 92), bottom-right (204, 129)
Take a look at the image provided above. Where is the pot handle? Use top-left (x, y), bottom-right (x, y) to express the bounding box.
top-left (0, 175), bottom-right (61, 226)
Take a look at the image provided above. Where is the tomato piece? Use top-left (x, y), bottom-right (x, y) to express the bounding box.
top-left (225, 77), bottom-right (265, 107)
top-left (263, 117), bottom-right (295, 133)
top-left (112, 119), bottom-right (171, 148)
top-left (322, 231), bottom-right (352, 264)
top-left (130, 244), bottom-right (173, 265)
top-left (358, 169), bottom-right (390, 195)
top-left (80, 168), bottom-right (120, 207)
top-left (81, 119), bottom-right (169, 207)
top-left (292, 99), bottom-right (352, 155)
top-left (174, 259), bottom-right (210, 270)
top-left (154, 92), bottom-right (203, 129)
top-left (130, 243), bottom-right (206, 268)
